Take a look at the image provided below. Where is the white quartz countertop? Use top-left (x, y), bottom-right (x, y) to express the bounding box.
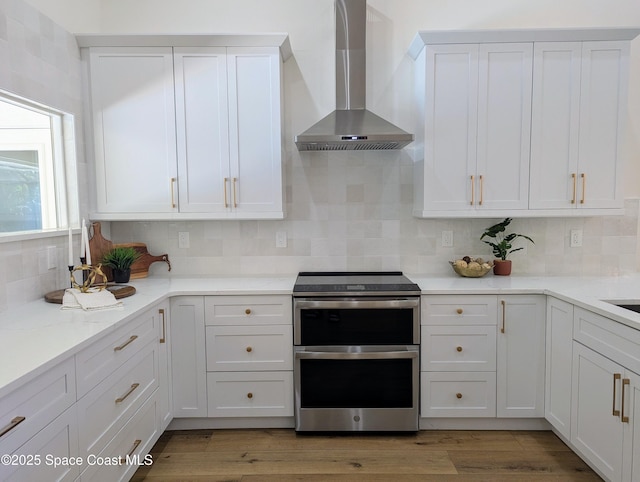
top-left (2, 272), bottom-right (640, 399)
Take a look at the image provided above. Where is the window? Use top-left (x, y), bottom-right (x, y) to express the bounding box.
top-left (0, 93), bottom-right (77, 235)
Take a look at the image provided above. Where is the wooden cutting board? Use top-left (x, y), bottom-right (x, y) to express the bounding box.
top-left (114, 242), bottom-right (171, 279)
top-left (88, 222), bottom-right (113, 280)
top-left (88, 222), bottom-right (171, 280)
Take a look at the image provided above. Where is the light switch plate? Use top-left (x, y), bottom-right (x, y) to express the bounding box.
top-left (276, 231), bottom-right (287, 248)
top-left (570, 229), bottom-right (583, 248)
top-left (441, 231), bottom-right (453, 247)
top-left (178, 231), bottom-right (190, 249)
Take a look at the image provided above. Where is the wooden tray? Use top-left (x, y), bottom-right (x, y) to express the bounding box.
top-left (44, 284), bottom-right (136, 304)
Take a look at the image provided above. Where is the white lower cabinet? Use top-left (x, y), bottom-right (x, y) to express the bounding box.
top-left (170, 296), bottom-right (207, 417)
top-left (497, 295), bottom-right (546, 418)
top-left (570, 306), bottom-right (640, 481)
top-left (421, 294), bottom-right (545, 420)
top-left (205, 295), bottom-right (293, 419)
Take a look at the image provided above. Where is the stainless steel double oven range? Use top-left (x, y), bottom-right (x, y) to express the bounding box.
top-left (293, 272), bottom-right (421, 432)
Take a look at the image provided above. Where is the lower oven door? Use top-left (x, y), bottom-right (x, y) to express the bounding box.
top-left (294, 345), bottom-right (419, 432)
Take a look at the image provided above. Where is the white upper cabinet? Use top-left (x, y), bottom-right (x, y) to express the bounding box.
top-left (413, 42), bottom-right (531, 215)
top-left (530, 41), bottom-right (629, 211)
top-left (410, 28), bottom-right (639, 218)
top-left (82, 35), bottom-right (289, 220)
top-left (89, 47), bottom-right (178, 214)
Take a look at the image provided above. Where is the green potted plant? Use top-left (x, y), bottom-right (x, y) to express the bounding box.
top-left (101, 246), bottom-right (140, 283)
top-left (480, 218), bottom-right (534, 276)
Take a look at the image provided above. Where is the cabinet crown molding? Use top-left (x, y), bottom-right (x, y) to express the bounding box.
top-left (76, 34), bottom-right (292, 61)
top-left (409, 27), bottom-right (640, 59)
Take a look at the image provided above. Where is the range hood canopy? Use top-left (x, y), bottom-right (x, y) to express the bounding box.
top-left (295, 0), bottom-right (413, 151)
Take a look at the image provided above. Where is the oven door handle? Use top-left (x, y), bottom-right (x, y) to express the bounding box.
top-left (294, 299), bottom-right (419, 309)
top-left (295, 350), bottom-right (418, 360)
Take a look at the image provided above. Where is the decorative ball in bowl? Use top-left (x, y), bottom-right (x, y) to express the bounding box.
top-left (450, 257), bottom-right (493, 278)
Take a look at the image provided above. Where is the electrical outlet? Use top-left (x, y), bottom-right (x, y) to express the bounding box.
top-left (570, 229), bottom-right (583, 248)
top-left (276, 231), bottom-right (287, 248)
top-left (178, 231), bottom-right (190, 249)
top-left (441, 231), bottom-right (453, 247)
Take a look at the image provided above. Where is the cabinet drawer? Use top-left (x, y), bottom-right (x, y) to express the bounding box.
top-left (422, 325), bottom-right (496, 371)
top-left (77, 339), bottom-right (158, 460)
top-left (206, 325), bottom-right (293, 371)
top-left (1, 405), bottom-right (79, 482)
top-left (205, 295), bottom-right (292, 326)
top-left (0, 357), bottom-right (75, 455)
top-left (207, 371), bottom-right (293, 417)
top-left (76, 309), bottom-right (157, 397)
top-left (422, 295), bottom-right (497, 325)
top-left (420, 372), bottom-right (496, 417)
top-left (78, 392), bottom-right (159, 482)
top-left (573, 307), bottom-right (640, 374)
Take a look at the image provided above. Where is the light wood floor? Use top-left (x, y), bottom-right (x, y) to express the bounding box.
top-left (131, 429), bottom-right (602, 481)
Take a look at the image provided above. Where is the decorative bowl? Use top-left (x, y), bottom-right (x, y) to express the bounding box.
top-left (450, 259), bottom-right (493, 278)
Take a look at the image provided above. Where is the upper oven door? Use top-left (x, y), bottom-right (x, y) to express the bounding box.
top-left (293, 297), bottom-right (420, 345)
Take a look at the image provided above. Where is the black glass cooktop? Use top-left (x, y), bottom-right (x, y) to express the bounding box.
top-left (293, 271), bottom-right (420, 295)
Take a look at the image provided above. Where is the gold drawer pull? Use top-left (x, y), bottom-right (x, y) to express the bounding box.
top-left (501, 300), bottom-right (506, 334)
top-left (470, 175), bottom-right (475, 205)
top-left (233, 177), bottom-right (238, 208)
top-left (456, 393), bottom-right (463, 399)
top-left (622, 378), bottom-right (630, 423)
top-left (170, 177), bottom-right (177, 208)
top-left (119, 439), bottom-right (142, 464)
top-left (456, 346), bottom-right (463, 352)
top-left (247, 392), bottom-right (253, 399)
top-left (246, 346), bottom-right (253, 353)
top-left (245, 308), bottom-right (252, 315)
top-left (0, 416), bottom-right (26, 438)
top-left (479, 174), bottom-right (484, 206)
top-left (159, 308), bottom-right (166, 344)
top-left (223, 177), bottom-right (229, 208)
top-left (114, 335), bottom-right (138, 352)
top-left (580, 173), bottom-right (586, 204)
top-left (571, 173), bottom-right (577, 204)
top-left (613, 373), bottom-right (621, 417)
top-left (115, 383), bottom-right (140, 404)
top-left (456, 308), bottom-right (463, 315)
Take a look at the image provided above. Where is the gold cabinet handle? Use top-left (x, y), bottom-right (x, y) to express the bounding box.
top-left (500, 300), bottom-right (506, 334)
top-left (246, 346), bottom-right (253, 353)
top-left (456, 346), bottom-right (463, 352)
top-left (622, 378), bottom-right (630, 423)
top-left (470, 175), bottom-right (475, 205)
top-left (571, 173), bottom-right (577, 204)
top-left (115, 383), bottom-right (140, 404)
top-left (479, 174), bottom-right (484, 206)
top-left (613, 373), bottom-right (621, 417)
top-left (119, 439), bottom-right (142, 464)
top-left (580, 173), bottom-right (586, 204)
top-left (456, 393), bottom-right (463, 399)
top-left (170, 177), bottom-right (177, 208)
top-left (247, 392), bottom-right (253, 399)
top-left (159, 308), bottom-right (166, 344)
top-left (223, 177), bottom-right (229, 208)
top-left (114, 335), bottom-right (138, 352)
top-left (232, 177), bottom-right (238, 208)
top-left (456, 308), bottom-right (463, 315)
top-left (0, 416), bottom-right (26, 438)
top-left (245, 308), bottom-right (252, 315)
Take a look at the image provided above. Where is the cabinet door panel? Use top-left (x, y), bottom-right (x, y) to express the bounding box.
top-left (228, 47), bottom-right (283, 215)
top-left (476, 43), bottom-right (532, 210)
top-left (577, 41), bottom-right (628, 209)
top-left (90, 47), bottom-right (177, 213)
top-left (174, 47), bottom-right (230, 213)
top-left (421, 44), bottom-right (478, 211)
top-left (529, 42), bottom-right (582, 209)
top-left (497, 295), bottom-right (545, 418)
top-left (572, 342), bottom-right (624, 481)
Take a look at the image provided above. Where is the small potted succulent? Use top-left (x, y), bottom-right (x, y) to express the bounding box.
top-left (101, 246), bottom-right (140, 283)
top-left (480, 218), bottom-right (534, 276)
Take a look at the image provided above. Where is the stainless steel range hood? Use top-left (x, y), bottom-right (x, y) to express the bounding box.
top-left (295, 0), bottom-right (413, 151)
